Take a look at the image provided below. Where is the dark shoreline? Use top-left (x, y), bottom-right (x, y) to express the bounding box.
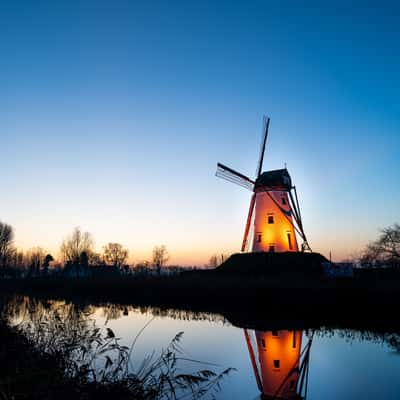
top-left (1, 250), bottom-right (399, 331)
top-left (1, 271), bottom-right (400, 332)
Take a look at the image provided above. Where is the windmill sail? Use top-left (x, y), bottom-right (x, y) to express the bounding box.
top-left (241, 193), bottom-right (256, 251)
top-left (216, 163), bottom-right (255, 191)
top-left (255, 116), bottom-right (270, 179)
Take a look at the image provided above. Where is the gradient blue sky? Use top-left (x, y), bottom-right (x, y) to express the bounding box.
top-left (1, 1), bottom-right (399, 264)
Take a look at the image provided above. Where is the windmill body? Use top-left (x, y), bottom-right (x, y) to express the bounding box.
top-left (216, 117), bottom-right (310, 253)
top-left (253, 170), bottom-right (299, 252)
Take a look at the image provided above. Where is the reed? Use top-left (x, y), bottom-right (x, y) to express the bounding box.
top-left (0, 303), bottom-right (233, 399)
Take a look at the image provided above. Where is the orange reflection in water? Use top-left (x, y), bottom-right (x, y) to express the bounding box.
top-left (245, 329), bottom-right (313, 399)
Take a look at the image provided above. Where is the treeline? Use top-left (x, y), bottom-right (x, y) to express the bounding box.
top-left (0, 222), bottom-right (178, 278)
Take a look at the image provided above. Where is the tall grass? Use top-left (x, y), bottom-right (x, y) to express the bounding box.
top-left (1, 298), bottom-right (234, 399)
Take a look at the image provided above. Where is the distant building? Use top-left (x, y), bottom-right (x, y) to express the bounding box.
top-left (322, 262), bottom-right (354, 278)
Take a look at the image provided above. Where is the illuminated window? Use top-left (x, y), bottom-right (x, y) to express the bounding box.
top-left (287, 233), bottom-right (293, 250)
top-left (257, 234), bottom-right (262, 243)
top-left (268, 215), bottom-right (274, 224)
top-left (281, 197), bottom-right (287, 205)
top-left (269, 245), bottom-right (275, 253)
top-left (273, 360), bottom-right (280, 369)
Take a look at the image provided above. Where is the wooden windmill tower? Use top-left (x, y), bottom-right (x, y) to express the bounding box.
top-left (216, 116), bottom-right (310, 253)
top-left (244, 329), bottom-right (313, 399)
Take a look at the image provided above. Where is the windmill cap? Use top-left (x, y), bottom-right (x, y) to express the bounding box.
top-left (255, 169), bottom-right (292, 191)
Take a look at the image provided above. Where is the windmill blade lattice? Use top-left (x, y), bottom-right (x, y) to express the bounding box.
top-left (216, 163), bottom-right (255, 191)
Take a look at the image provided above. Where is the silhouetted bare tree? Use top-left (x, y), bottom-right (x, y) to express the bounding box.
top-left (79, 251), bottom-right (89, 270)
top-left (361, 223), bottom-right (400, 268)
top-left (0, 221), bottom-right (15, 269)
top-left (103, 243), bottom-right (128, 268)
top-left (42, 254), bottom-right (54, 275)
top-left (60, 227), bottom-right (94, 264)
top-left (208, 255), bottom-right (219, 269)
top-left (26, 247), bottom-right (45, 277)
top-left (152, 245), bottom-right (169, 274)
top-left (12, 250), bottom-right (24, 269)
top-left (208, 254), bottom-right (229, 269)
top-left (88, 252), bottom-right (103, 266)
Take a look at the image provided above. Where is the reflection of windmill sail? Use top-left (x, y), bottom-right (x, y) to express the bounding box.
top-left (216, 116), bottom-right (311, 253)
top-left (244, 329), bottom-right (313, 399)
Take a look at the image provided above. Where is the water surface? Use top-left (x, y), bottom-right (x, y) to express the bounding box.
top-left (6, 298), bottom-right (400, 399)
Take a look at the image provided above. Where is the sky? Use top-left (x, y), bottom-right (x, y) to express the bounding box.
top-left (1, 1), bottom-right (399, 264)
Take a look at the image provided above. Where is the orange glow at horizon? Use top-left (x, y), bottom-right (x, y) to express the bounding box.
top-left (13, 235), bottom-right (239, 267)
top-left (10, 191), bottom-right (374, 266)
top-left (13, 223), bottom-right (367, 265)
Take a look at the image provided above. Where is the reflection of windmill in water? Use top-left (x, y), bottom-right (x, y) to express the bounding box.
top-left (244, 329), bottom-right (313, 399)
top-left (216, 116), bottom-right (310, 252)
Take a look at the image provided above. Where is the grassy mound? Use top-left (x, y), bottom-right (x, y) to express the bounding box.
top-left (215, 251), bottom-right (328, 277)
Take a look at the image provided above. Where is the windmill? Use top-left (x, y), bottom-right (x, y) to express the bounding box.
top-left (216, 116), bottom-right (310, 253)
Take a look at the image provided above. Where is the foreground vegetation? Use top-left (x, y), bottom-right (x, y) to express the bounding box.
top-left (0, 298), bottom-right (232, 400)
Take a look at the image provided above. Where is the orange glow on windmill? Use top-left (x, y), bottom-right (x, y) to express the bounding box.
top-left (216, 116), bottom-right (311, 253)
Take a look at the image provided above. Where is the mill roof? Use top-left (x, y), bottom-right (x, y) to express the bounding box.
top-left (255, 168), bottom-right (292, 190)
